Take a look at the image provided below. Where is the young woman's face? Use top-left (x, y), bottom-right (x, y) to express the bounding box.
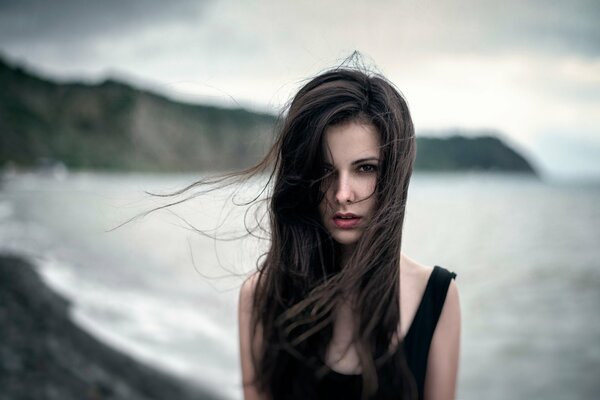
top-left (319, 121), bottom-right (380, 248)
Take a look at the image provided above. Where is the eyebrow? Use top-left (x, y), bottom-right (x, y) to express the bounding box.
top-left (351, 157), bottom-right (380, 165)
top-left (323, 157), bottom-right (380, 166)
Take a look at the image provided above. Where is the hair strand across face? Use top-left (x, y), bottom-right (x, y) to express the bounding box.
top-left (248, 66), bottom-right (417, 399)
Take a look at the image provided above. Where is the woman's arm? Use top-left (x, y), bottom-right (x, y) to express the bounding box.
top-left (423, 279), bottom-right (461, 400)
top-left (238, 273), bottom-right (265, 400)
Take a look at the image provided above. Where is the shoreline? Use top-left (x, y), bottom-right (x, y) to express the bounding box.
top-left (0, 253), bottom-right (223, 400)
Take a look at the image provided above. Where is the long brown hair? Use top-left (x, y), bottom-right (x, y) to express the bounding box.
top-left (124, 60), bottom-right (418, 399)
top-left (244, 65), bottom-right (417, 399)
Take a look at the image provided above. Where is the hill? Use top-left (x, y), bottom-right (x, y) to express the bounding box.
top-left (0, 57), bottom-right (537, 175)
top-left (414, 133), bottom-right (536, 173)
top-left (0, 58), bottom-right (275, 172)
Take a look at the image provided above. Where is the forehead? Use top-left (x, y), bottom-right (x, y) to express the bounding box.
top-left (322, 121), bottom-right (380, 162)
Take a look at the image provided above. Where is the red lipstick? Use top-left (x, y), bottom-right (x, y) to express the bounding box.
top-left (333, 212), bottom-right (361, 229)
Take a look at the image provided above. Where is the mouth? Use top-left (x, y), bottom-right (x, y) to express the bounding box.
top-left (332, 212), bottom-right (362, 229)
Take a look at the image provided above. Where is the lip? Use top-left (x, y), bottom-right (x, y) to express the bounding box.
top-left (332, 212), bottom-right (362, 229)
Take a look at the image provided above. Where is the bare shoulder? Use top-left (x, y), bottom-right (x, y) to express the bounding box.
top-left (400, 253), bottom-right (435, 285)
top-left (405, 255), bottom-right (461, 325)
top-left (238, 271), bottom-right (265, 400)
top-left (424, 265), bottom-right (461, 400)
top-left (400, 253), bottom-right (460, 292)
top-left (241, 271), bottom-right (260, 293)
top-left (398, 253), bottom-right (437, 339)
top-left (239, 271), bottom-right (261, 312)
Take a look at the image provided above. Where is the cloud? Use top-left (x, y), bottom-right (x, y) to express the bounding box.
top-left (0, 0), bottom-right (211, 67)
top-left (0, 0), bottom-right (207, 42)
top-left (0, 0), bottom-right (598, 177)
top-left (415, 0), bottom-right (600, 58)
top-left (1, 0), bottom-right (598, 62)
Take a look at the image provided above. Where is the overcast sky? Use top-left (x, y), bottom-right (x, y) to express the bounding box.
top-left (1, 0), bottom-right (599, 178)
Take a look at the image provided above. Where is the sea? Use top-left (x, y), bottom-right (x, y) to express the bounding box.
top-left (0, 170), bottom-right (599, 400)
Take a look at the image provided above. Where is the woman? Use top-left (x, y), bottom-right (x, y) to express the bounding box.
top-left (238, 67), bottom-right (461, 400)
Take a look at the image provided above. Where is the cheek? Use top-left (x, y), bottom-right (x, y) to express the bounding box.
top-left (360, 176), bottom-right (378, 197)
top-left (363, 178), bottom-right (379, 212)
top-left (369, 179), bottom-right (377, 195)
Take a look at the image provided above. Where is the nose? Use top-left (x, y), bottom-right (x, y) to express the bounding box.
top-left (334, 172), bottom-right (355, 204)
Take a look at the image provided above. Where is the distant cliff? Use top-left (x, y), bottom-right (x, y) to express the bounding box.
top-left (414, 133), bottom-right (536, 174)
top-left (0, 58), bottom-right (276, 172)
top-left (0, 57), bottom-right (537, 175)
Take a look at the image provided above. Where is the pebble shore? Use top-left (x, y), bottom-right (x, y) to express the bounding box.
top-left (0, 254), bottom-right (223, 400)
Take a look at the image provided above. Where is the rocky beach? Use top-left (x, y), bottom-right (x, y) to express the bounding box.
top-left (0, 254), bottom-right (222, 400)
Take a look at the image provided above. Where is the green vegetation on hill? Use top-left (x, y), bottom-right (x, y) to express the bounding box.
top-left (0, 57), bottom-right (537, 175)
top-left (415, 134), bottom-right (536, 174)
top-left (0, 58), bottom-right (276, 172)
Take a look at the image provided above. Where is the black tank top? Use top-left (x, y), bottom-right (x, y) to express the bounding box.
top-left (315, 265), bottom-right (457, 400)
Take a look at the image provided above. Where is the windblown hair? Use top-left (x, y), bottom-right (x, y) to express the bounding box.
top-left (245, 67), bottom-right (418, 399)
top-left (123, 61), bottom-right (418, 399)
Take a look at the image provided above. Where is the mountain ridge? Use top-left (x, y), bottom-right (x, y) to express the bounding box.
top-left (0, 57), bottom-right (537, 175)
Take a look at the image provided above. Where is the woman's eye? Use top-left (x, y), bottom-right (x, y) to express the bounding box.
top-left (358, 164), bottom-right (378, 173)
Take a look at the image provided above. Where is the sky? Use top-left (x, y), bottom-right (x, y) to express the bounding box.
top-left (1, 0), bottom-right (599, 179)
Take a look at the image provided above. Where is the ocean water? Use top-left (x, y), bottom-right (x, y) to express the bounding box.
top-left (0, 171), bottom-right (599, 400)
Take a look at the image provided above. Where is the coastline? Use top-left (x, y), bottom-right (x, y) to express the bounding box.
top-left (0, 253), bottom-right (223, 400)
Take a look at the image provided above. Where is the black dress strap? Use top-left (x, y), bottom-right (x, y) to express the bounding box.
top-left (429, 265), bottom-right (457, 328)
top-left (315, 265), bottom-right (457, 400)
top-left (403, 265), bottom-right (457, 399)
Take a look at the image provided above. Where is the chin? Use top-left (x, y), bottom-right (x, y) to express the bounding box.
top-left (331, 231), bottom-right (362, 246)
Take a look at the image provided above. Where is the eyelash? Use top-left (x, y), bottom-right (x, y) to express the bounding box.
top-left (358, 164), bottom-right (378, 173)
top-left (322, 164), bottom-right (378, 174)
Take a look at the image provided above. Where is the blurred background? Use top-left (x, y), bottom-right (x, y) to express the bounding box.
top-left (0, 1), bottom-right (599, 399)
